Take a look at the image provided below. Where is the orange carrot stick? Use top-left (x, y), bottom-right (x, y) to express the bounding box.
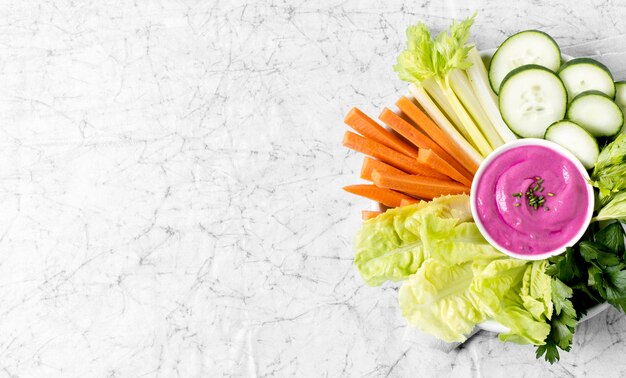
top-left (417, 149), bottom-right (473, 187)
top-left (360, 157), bottom-right (407, 181)
top-left (396, 96), bottom-right (479, 175)
top-left (399, 199), bottom-right (416, 207)
top-left (378, 107), bottom-right (474, 181)
top-left (372, 170), bottom-right (470, 200)
top-left (342, 131), bottom-right (448, 179)
top-left (344, 108), bottom-right (420, 158)
top-left (343, 184), bottom-right (419, 208)
top-left (362, 210), bottom-right (383, 221)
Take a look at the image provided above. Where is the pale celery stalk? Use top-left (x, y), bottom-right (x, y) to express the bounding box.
top-left (437, 78), bottom-right (492, 156)
top-left (393, 15), bottom-right (493, 157)
top-left (421, 78), bottom-right (468, 140)
top-left (466, 47), bottom-right (518, 142)
top-left (449, 69), bottom-right (504, 149)
top-left (421, 75), bottom-right (492, 156)
top-left (409, 84), bottom-right (483, 167)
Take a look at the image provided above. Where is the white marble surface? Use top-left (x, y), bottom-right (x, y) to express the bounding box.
top-left (2, 0), bottom-right (626, 376)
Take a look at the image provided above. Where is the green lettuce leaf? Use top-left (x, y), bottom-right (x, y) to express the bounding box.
top-left (355, 195), bottom-right (553, 344)
top-left (354, 195), bottom-right (472, 286)
top-left (399, 258), bottom-right (484, 342)
top-left (473, 259), bottom-right (552, 345)
top-left (595, 191), bottom-right (626, 222)
top-left (521, 261), bottom-right (554, 321)
top-left (591, 133), bottom-right (626, 197)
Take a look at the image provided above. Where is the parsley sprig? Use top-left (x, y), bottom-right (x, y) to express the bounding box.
top-left (537, 222), bottom-right (626, 363)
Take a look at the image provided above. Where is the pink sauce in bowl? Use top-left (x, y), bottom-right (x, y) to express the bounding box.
top-left (471, 139), bottom-right (594, 260)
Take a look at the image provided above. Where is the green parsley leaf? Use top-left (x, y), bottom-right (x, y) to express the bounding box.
top-left (579, 241), bottom-right (621, 268)
top-left (603, 266), bottom-right (626, 312)
top-left (535, 338), bottom-right (562, 364)
top-left (536, 278), bottom-right (577, 363)
top-left (594, 222), bottom-right (626, 258)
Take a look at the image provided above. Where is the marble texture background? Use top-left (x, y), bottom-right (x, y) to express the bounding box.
top-left (1, 0), bottom-right (626, 376)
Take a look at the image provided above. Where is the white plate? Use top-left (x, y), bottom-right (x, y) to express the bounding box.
top-left (372, 48), bottom-right (610, 333)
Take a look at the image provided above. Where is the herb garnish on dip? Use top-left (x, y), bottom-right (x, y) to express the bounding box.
top-left (471, 139), bottom-right (594, 258)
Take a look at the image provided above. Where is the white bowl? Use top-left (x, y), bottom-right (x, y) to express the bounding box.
top-left (470, 138), bottom-right (595, 260)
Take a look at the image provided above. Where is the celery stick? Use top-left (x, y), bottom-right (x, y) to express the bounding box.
top-left (409, 84), bottom-right (484, 165)
top-left (422, 78), bottom-right (492, 156)
top-left (422, 78), bottom-right (469, 140)
top-left (466, 47), bottom-right (518, 142)
top-left (438, 79), bottom-right (492, 156)
top-left (394, 15), bottom-right (494, 157)
top-left (449, 69), bottom-right (504, 149)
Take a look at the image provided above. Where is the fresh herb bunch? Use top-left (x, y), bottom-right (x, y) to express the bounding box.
top-left (536, 222), bottom-right (626, 363)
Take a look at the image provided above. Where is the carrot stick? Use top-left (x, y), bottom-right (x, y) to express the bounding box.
top-left (343, 184), bottom-right (419, 208)
top-left (417, 149), bottom-right (473, 187)
top-left (396, 96), bottom-right (479, 175)
top-left (342, 131), bottom-right (448, 179)
top-left (379, 107), bottom-right (474, 181)
top-left (399, 199), bottom-right (421, 207)
top-left (344, 108), bottom-right (420, 158)
top-left (372, 170), bottom-right (470, 200)
top-left (362, 210), bottom-right (383, 221)
top-left (360, 157), bottom-right (407, 181)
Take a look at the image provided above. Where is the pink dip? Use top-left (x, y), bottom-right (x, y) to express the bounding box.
top-left (474, 144), bottom-right (590, 255)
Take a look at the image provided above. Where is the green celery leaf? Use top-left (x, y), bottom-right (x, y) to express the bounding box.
top-left (394, 14), bottom-right (475, 84)
top-left (394, 23), bottom-right (434, 83)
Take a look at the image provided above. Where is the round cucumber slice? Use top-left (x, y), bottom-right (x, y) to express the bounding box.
top-left (615, 81), bottom-right (626, 127)
top-left (558, 58), bottom-right (615, 100)
top-left (566, 90), bottom-right (623, 137)
top-left (489, 30), bottom-right (561, 94)
top-left (544, 120), bottom-right (599, 169)
top-left (498, 64), bottom-right (567, 138)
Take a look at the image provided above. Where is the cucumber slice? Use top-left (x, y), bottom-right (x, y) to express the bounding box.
top-left (544, 120), bottom-right (599, 169)
top-left (498, 65), bottom-right (567, 138)
top-left (558, 58), bottom-right (615, 100)
top-left (566, 90), bottom-right (623, 137)
top-left (489, 30), bottom-right (561, 94)
top-left (615, 81), bottom-right (626, 131)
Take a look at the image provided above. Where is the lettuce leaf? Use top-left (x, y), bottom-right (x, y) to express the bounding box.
top-left (354, 195), bottom-right (471, 286)
top-left (595, 191), bottom-right (626, 222)
top-left (472, 259), bottom-right (552, 345)
top-left (591, 133), bottom-right (626, 197)
top-left (399, 258), bottom-right (484, 342)
top-left (355, 195), bottom-right (553, 344)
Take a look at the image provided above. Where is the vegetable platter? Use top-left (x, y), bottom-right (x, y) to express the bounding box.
top-left (341, 14), bottom-right (626, 363)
